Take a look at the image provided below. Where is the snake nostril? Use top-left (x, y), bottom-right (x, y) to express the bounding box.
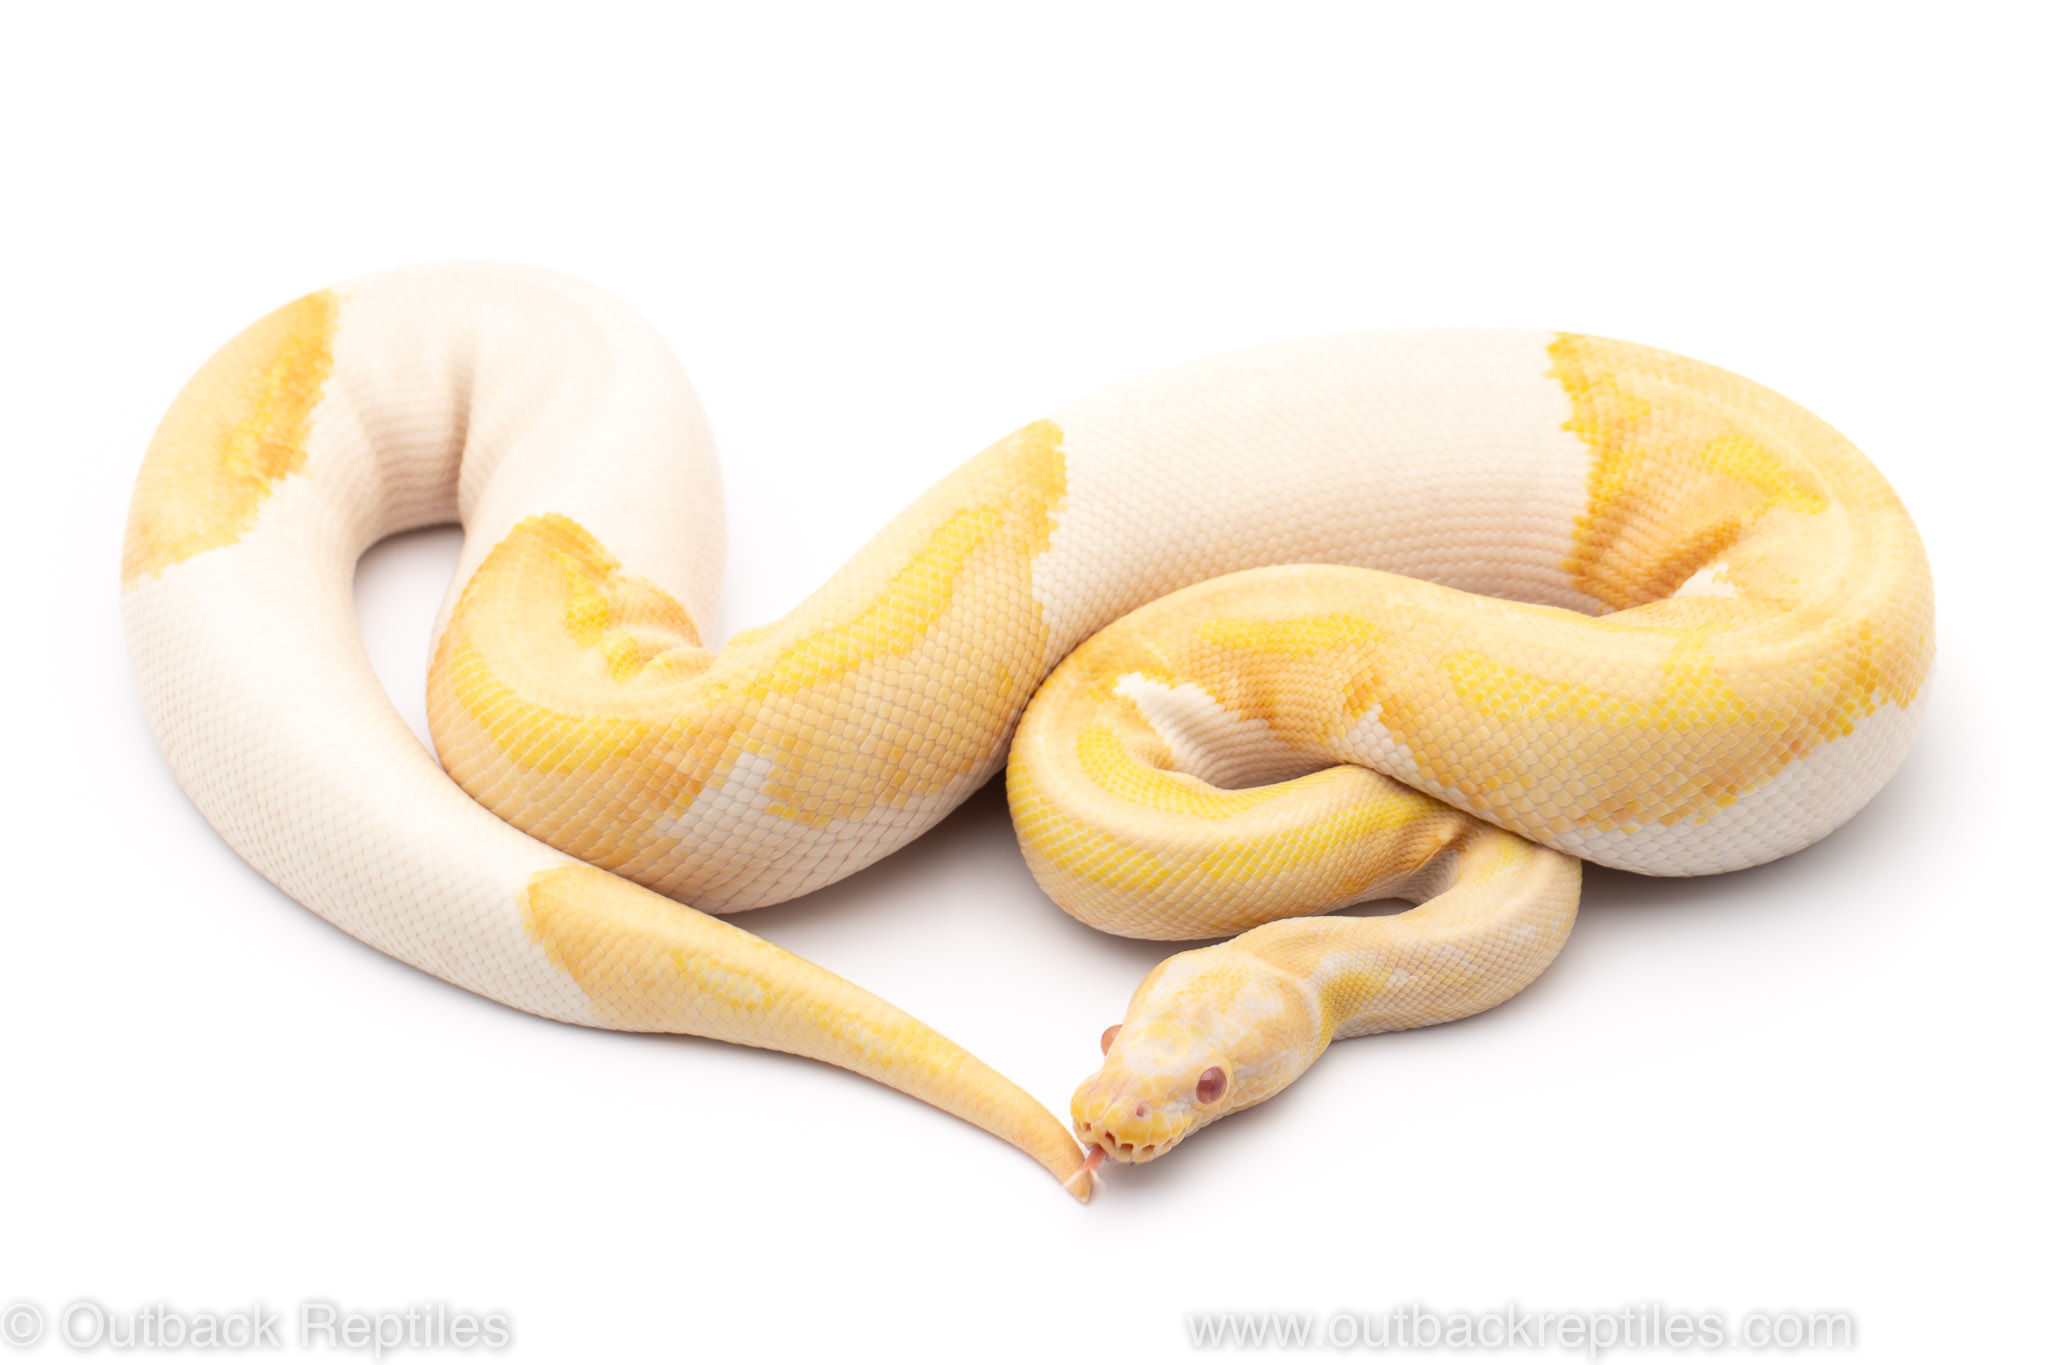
top-left (1133, 1102), bottom-right (1150, 1119)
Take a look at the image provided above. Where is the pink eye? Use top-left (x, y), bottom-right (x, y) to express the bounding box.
top-left (1099, 1024), bottom-right (1122, 1055)
top-left (1197, 1067), bottom-right (1227, 1104)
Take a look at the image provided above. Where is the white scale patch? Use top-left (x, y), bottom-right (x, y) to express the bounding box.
top-left (126, 268), bottom-right (741, 1028)
top-left (1552, 699), bottom-right (1924, 874)
top-left (1031, 329), bottom-right (1607, 658)
top-left (1333, 703), bottom-right (1431, 794)
top-left (125, 477), bottom-right (601, 1026)
top-left (1111, 674), bottom-right (1309, 788)
top-left (1671, 561), bottom-right (1741, 598)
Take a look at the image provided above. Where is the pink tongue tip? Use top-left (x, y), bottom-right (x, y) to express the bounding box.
top-left (1082, 1145), bottom-right (1107, 1177)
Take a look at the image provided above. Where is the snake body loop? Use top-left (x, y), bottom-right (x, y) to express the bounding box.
top-left (123, 265), bottom-right (1932, 1194)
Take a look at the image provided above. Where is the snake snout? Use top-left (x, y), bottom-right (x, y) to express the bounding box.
top-left (1072, 1086), bottom-right (1183, 1163)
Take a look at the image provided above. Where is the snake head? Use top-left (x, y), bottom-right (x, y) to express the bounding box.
top-left (1072, 942), bottom-right (1324, 1164)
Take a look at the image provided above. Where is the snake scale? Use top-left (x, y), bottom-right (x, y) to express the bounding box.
top-left (122, 265), bottom-right (1932, 1198)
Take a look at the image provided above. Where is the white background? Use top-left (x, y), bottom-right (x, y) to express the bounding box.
top-left (2, 4), bottom-right (2042, 1360)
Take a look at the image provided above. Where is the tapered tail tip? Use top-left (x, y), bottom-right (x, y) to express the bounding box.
top-left (1061, 1144), bottom-right (1105, 1203)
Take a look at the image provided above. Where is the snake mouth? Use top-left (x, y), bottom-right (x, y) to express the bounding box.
top-left (1074, 1111), bottom-right (1182, 1164)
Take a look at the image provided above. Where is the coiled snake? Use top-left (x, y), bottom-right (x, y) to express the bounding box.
top-left (123, 265), bottom-right (1932, 1198)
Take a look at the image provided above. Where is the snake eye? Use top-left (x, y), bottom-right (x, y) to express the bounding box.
top-left (1196, 1066), bottom-right (1227, 1104)
top-left (1099, 1024), bottom-right (1122, 1055)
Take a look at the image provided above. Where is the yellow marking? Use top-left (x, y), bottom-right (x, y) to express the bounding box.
top-left (1191, 787), bottom-right (1450, 882)
top-left (1013, 734), bottom-right (1451, 908)
top-left (733, 419), bottom-right (1067, 822)
top-left (559, 557), bottom-right (612, 646)
top-left (746, 503), bottom-right (1007, 699)
top-left (428, 423), bottom-right (1067, 865)
top-left (447, 640), bottom-right (653, 773)
top-left (1442, 634), bottom-right (1758, 736)
top-left (1698, 433), bottom-right (1827, 514)
top-left (1197, 613), bottom-right (1383, 656)
top-left (122, 290), bottom-right (338, 583)
top-left (1550, 332), bottom-right (1831, 610)
top-left (436, 515), bottom-right (697, 775)
top-left (519, 864), bottom-right (939, 1075)
top-left (1008, 753), bottom-right (1178, 894)
top-left (602, 634), bottom-right (648, 682)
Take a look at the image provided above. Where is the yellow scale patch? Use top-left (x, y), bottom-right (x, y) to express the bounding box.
top-left (1553, 333), bottom-right (1832, 609)
top-left (1443, 632), bottom-right (1761, 737)
top-left (1187, 786), bottom-right (1455, 885)
top-left (745, 501), bottom-right (1013, 701)
top-left (445, 639), bottom-right (656, 775)
top-left (427, 420), bottom-right (1068, 886)
top-left (435, 518), bottom-right (702, 776)
top-left (1010, 595), bottom-right (1464, 933)
top-left (1338, 335), bottom-right (1931, 836)
top-left (521, 865), bottom-right (782, 1030)
top-left (122, 290), bottom-right (338, 584)
top-left (1039, 718), bottom-right (1449, 907)
top-left (1196, 613), bottom-right (1383, 656)
top-left (521, 866), bottom-right (993, 1105)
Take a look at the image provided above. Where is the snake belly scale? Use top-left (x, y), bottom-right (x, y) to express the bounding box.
top-left (122, 265), bottom-right (1932, 1196)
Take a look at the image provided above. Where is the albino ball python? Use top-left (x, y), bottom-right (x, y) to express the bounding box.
top-left (123, 265), bottom-right (1932, 1199)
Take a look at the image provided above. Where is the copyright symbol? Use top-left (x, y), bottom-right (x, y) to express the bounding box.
top-left (1, 1302), bottom-right (42, 1347)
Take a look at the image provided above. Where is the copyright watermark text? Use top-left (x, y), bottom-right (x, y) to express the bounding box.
top-left (1, 1300), bottom-right (512, 1355)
